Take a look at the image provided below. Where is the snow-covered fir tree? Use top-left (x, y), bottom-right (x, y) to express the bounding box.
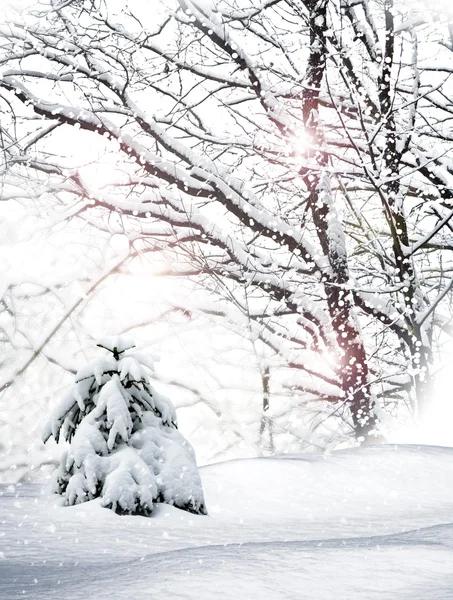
top-left (43, 336), bottom-right (207, 516)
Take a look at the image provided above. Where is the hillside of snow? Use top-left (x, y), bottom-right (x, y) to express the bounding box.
top-left (2, 444), bottom-right (453, 599)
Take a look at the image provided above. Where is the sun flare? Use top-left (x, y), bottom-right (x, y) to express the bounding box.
top-left (290, 130), bottom-right (312, 157)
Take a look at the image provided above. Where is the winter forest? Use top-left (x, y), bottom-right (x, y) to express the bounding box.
top-left (1, 0), bottom-right (453, 598)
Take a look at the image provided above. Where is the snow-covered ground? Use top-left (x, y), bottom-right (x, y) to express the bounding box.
top-left (2, 444), bottom-right (453, 599)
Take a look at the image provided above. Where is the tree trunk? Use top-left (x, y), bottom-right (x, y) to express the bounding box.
top-left (301, 0), bottom-right (379, 440)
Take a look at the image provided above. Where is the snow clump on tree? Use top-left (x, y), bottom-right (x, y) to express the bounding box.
top-left (43, 336), bottom-right (207, 516)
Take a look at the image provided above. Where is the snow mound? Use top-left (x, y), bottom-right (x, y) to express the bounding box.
top-left (201, 444), bottom-right (453, 528)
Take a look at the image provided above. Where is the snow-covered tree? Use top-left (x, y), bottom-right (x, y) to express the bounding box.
top-left (2, 0), bottom-right (453, 447)
top-left (43, 336), bottom-right (207, 516)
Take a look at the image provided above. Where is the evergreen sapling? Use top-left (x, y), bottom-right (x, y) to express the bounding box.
top-left (43, 336), bottom-right (207, 516)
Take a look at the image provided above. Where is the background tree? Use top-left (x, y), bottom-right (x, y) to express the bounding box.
top-left (1, 0), bottom-right (453, 452)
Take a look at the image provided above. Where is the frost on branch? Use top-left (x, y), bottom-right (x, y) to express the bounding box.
top-left (43, 336), bottom-right (207, 516)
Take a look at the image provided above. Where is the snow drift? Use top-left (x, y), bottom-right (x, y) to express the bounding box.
top-left (1, 444), bottom-right (453, 599)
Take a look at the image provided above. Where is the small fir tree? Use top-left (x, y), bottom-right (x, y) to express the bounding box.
top-left (43, 336), bottom-right (207, 516)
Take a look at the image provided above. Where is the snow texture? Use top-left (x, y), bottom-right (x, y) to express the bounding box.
top-left (43, 337), bottom-right (207, 516)
top-left (1, 445), bottom-right (453, 599)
